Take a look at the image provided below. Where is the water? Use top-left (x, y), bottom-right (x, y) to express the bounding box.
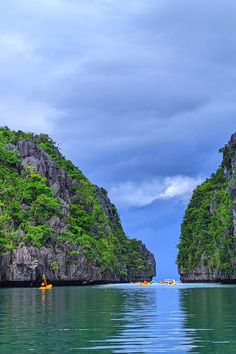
top-left (0, 283), bottom-right (236, 353)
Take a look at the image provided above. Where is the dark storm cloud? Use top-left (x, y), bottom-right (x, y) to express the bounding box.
top-left (0, 0), bottom-right (236, 201)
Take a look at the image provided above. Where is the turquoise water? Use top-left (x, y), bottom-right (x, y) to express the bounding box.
top-left (0, 283), bottom-right (236, 353)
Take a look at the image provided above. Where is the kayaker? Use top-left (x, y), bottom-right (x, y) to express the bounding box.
top-left (41, 279), bottom-right (47, 288)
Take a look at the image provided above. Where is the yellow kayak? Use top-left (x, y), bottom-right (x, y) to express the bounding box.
top-left (39, 284), bottom-right (53, 290)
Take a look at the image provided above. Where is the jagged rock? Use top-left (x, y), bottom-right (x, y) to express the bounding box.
top-left (0, 243), bottom-right (99, 282)
top-left (210, 200), bottom-right (217, 214)
top-left (230, 132), bottom-right (236, 144)
top-left (5, 143), bottom-right (17, 151)
top-left (18, 139), bottom-right (72, 201)
top-left (95, 186), bottom-right (121, 228)
top-left (48, 215), bottom-right (61, 228)
top-left (21, 203), bottom-right (29, 211)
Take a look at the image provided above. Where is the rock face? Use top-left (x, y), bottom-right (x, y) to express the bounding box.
top-left (0, 242), bottom-right (155, 285)
top-left (178, 133), bottom-right (236, 283)
top-left (178, 260), bottom-right (236, 283)
top-left (19, 139), bottom-right (73, 201)
top-left (0, 130), bottom-right (156, 285)
top-left (0, 243), bottom-right (111, 284)
top-left (228, 133), bottom-right (236, 239)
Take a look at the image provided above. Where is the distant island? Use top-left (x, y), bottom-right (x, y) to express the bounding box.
top-left (178, 132), bottom-right (236, 283)
top-left (0, 127), bottom-right (155, 286)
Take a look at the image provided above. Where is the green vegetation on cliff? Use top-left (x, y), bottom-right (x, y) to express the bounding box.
top-left (177, 157), bottom-right (234, 276)
top-left (0, 127), bottom-right (153, 278)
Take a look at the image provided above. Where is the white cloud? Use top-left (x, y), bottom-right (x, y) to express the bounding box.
top-left (158, 176), bottom-right (203, 199)
top-left (109, 176), bottom-right (204, 207)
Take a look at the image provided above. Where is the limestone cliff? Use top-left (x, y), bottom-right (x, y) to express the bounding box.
top-left (0, 128), bottom-right (156, 285)
top-left (177, 133), bottom-right (236, 283)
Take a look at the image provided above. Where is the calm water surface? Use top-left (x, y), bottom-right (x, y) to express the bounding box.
top-left (0, 283), bottom-right (236, 353)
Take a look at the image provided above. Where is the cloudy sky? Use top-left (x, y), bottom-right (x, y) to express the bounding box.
top-left (1, 0), bottom-right (236, 278)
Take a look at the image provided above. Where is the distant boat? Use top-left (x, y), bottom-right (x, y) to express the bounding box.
top-left (159, 279), bottom-right (176, 286)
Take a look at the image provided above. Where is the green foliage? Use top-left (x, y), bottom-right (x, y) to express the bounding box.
top-left (22, 173), bottom-right (53, 202)
top-left (177, 165), bottom-right (234, 275)
top-left (50, 260), bottom-right (59, 271)
top-left (24, 225), bottom-right (53, 248)
top-left (0, 126), bottom-right (34, 145)
top-left (29, 194), bottom-right (61, 224)
top-left (0, 147), bottom-right (20, 165)
top-left (68, 250), bottom-right (81, 256)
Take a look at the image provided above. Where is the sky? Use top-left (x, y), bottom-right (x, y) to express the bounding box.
top-left (0, 0), bottom-right (236, 278)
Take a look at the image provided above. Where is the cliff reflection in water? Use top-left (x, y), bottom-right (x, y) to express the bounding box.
top-left (86, 285), bottom-right (195, 352)
top-left (180, 286), bottom-right (236, 353)
top-left (0, 287), bottom-right (126, 353)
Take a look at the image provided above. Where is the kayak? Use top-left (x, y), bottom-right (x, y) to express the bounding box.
top-left (139, 282), bottom-right (151, 286)
top-left (133, 281), bottom-right (151, 286)
top-left (39, 284), bottom-right (53, 290)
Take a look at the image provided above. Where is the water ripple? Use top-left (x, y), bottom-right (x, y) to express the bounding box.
top-left (0, 284), bottom-right (236, 353)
